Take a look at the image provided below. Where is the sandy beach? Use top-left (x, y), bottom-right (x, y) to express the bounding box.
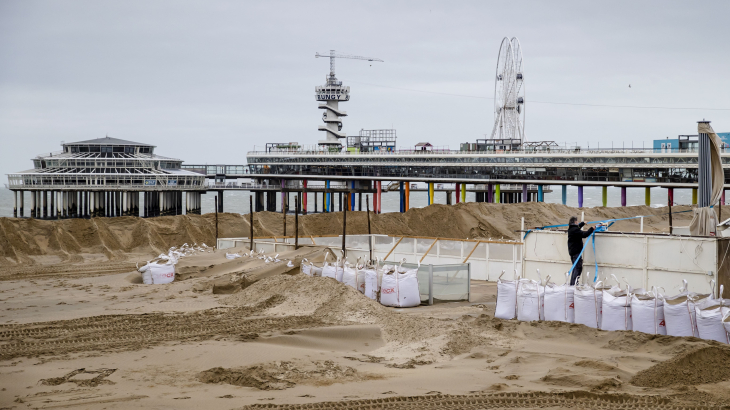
top-left (2, 203), bottom-right (729, 409)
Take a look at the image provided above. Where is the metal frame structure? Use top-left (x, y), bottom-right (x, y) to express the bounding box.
top-left (490, 37), bottom-right (525, 143)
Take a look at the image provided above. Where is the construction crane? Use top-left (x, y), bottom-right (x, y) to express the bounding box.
top-left (315, 50), bottom-right (383, 79)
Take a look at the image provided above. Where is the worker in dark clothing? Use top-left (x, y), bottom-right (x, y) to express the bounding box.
top-left (568, 216), bottom-right (594, 286)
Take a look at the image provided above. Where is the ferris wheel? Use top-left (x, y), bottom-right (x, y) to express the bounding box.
top-left (490, 37), bottom-right (525, 142)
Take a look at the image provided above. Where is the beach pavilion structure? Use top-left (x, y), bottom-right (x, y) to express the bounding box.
top-left (6, 137), bottom-right (206, 218)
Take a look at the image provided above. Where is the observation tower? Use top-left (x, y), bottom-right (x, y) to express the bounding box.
top-left (315, 50), bottom-right (382, 147)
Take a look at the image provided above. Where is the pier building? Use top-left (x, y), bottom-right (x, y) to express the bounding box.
top-left (6, 137), bottom-right (206, 218)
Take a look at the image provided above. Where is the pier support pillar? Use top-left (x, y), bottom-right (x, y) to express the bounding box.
top-left (538, 185), bottom-right (544, 202)
top-left (446, 191), bottom-right (452, 205)
top-left (476, 192), bottom-right (484, 202)
top-left (668, 188), bottom-right (674, 206)
top-left (722, 189), bottom-right (726, 206)
top-left (405, 182), bottom-right (410, 211)
top-left (487, 183), bottom-right (494, 203)
top-left (42, 191), bottom-right (47, 218)
top-left (495, 184), bottom-right (501, 204)
top-left (561, 185), bottom-right (567, 205)
top-left (692, 188), bottom-right (698, 205)
top-left (645, 187), bottom-right (651, 206)
top-left (461, 183), bottom-right (466, 203)
top-left (522, 184), bottom-right (528, 203)
top-left (455, 183), bottom-right (460, 204)
top-left (325, 180), bottom-right (331, 212)
top-left (351, 181), bottom-right (356, 211)
top-left (578, 186), bottom-right (584, 208)
top-left (30, 191), bottom-right (36, 218)
top-left (621, 187), bottom-right (627, 207)
top-left (13, 191), bottom-right (18, 217)
top-left (602, 186), bottom-right (607, 207)
top-left (302, 181), bottom-right (308, 214)
top-left (399, 182), bottom-right (405, 213)
top-left (377, 181), bottom-right (382, 214)
top-left (358, 192), bottom-right (362, 211)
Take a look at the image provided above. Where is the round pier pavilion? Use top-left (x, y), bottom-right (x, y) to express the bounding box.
top-left (6, 137), bottom-right (206, 219)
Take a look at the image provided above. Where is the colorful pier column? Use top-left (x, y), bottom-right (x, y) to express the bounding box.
top-left (561, 185), bottom-right (567, 205)
top-left (351, 181), bottom-right (356, 211)
top-left (602, 186), bottom-right (608, 207)
top-left (621, 187), bottom-right (627, 207)
top-left (495, 184), bottom-right (501, 203)
top-left (537, 185), bottom-right (544, 202)
top-left (722, 189), bottom-right (726, 206)
top-left (668, 187), bottom-right (674, 206)
top-left (325, 180), bottom-right (330, 212)
top-left (692, 188), bottom-right (697, 205)
top-left (488, 183), bottom-right (494, 203)
top-left (578, 186), bottom-right (584, 208)
top-left (461, 183), bottom-right (466, 203)
top-left (645, 187), bottom-right (651, 206)
top-left (405, 182), bottom-right (410, 211)
top-left (399, 182), bottom-right (405, 213)
top-left (455, 183), bottom-right (460, 203)
top-left (302, 180), bottom-right (307, 214)
top-left (376, 181), bottom-right (381, 214)
top-left (428, 183), bottom-right (434, 205)
top-left (522, 184), bottom-right (528, 202)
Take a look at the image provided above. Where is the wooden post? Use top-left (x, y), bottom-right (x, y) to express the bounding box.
top-left (249, 195), bottom-right (254, 252)
top-left (366, 194), bottom-right (372, 262)
top-left (342, 197), bottom-right (347, 257)
top-left (295, 194), bottom-right (299, 250)
top-left (668, 201), bottom-right (673, 235)
top-left (214, 196), bottom-right (219, 242)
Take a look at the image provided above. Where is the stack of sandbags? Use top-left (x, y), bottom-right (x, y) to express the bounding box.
top-left (495, 270), bottom-right (519, 320)
top-left (631, 287), bottom-right (667, 335)
top-left (380, 262), bottom-right (421, 308)
top-left (544, 273), bottom-right (575, 323)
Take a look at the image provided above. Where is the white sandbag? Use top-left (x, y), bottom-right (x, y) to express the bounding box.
top-left (694, 285), bottom-right (728, 344)
top-left (225, 253), bottom-right (241, 259)
top-left (356, 267), bottom-right (367, 294)
top-left (380, 264), bottom-right (421, 308)
top-left (517, 279), bottom-right (542, 322)
top-left (311, 266), bottom-right (322, 277)
top-left (342, 264), bottom-right (359, 290)
top-left (142, 269), bottom-right (153, 285)
top-left (300, 259), bottom-right (312, 276)
top-left (723, 307), bottom-right (730, 338)
top-left (148, 263), bottom-right (175, 284)
top-left (601, 288), bottom-right (632, 331)
top-left (663, 280), bottom-right (710, 337)
top-left (695, 298), bottom-right (729, 344)
top-left (631, 289), bottom-right (666, 335)
top-left (321, 262), bottom-right (337, 280)
top-left (544, 273), bottom-right (575, 323)
top-left (362, 267), bottom-right (378, 300)
top-left (495, 271), bottom-right (519, 320)
top-left (574, 282), bottom-right (605, 329)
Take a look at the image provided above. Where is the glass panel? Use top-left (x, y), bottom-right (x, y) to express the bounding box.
top-left (393, 238), bottom-right (415, 254)
top-left (374, 235), bottom-right (395, 251)
top-left (470, 243), bottom-right (487, 260)
top-left (439, 240), bottom-right (462, 257)
top-left (416, 238), bottom-right (435, 254)
top-left (489, 243), bottom-right (515, 261)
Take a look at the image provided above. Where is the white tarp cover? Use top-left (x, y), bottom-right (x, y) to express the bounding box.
top-left (516, 279), bottom-right (542, 322)
top-left (379, 267), bottom-right (420, 308)
top-left (601, 288), bottom-right (633, 331)
top-left (690, 121), bottom-right (723, 236)
top-left (495, 273), bottom-right (519, 320)
top-left (574, 283), bottom-right (606, 329)
top-left (631, 291), bottom-right (667, 335)
top-left (544, 281), bottom-right (575, 323)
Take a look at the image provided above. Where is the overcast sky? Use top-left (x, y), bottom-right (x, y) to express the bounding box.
top-left (1, 0), bottom-right (729, 177)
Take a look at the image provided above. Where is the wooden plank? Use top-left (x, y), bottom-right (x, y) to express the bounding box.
top-left (462, 241), bottom-right (483, 263)
top-left (310, 235), bottom-right (317, 245)
top-left (419, 238), bottom-right (439, 263)
top-left (383, 237), bottom-right (405, 261)
top-left (387, 234), bottom-right (521, 246)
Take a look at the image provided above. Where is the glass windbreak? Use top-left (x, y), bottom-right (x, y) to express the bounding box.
top-left (402, 262), bottom-right (470, 304)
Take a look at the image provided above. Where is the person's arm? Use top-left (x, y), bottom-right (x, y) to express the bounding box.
top-left (582, 227), bottom-right (595, 238)
top-left (578, 221), bottom-right (585, 228)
